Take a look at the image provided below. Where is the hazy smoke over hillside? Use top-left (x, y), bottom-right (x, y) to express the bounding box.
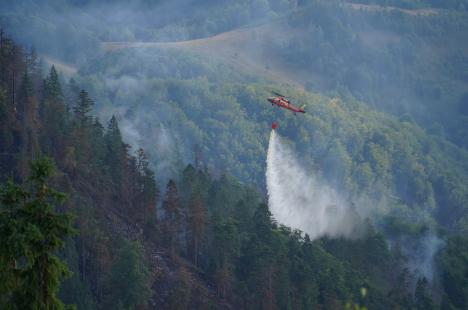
top-left (266, 130), bottom-right (361, 240)
top-left (406, 233), bottom-right (444, 282)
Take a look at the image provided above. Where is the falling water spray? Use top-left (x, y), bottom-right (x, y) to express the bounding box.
top-left (266, 130), bottom-right (360, 241)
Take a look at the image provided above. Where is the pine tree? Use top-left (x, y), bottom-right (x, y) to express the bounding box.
top-left (27, 47), bottom-right (41, 88)
top-left (211, 218), bottom-right (240, 300)
top-left (104, 240), bottom-right (151, 309)
top-left (414, 277), bottom-right (436, 310)
top-left (0, 157), bottom-right (75, 309)
top-left (70, 90), bottom-right (96, 172)
top-left (40, 66), bottom-right (68, 161)
top-left (208, 174), bottom-right (244, 218)
top-left (16, 72), bottom-right (39, 177)
top-left (162, 180), bottom-right (182, 258)
top-left (44, 66), bottom-right (62, 100)
top-left (239, 203), bottom-right (278, 309)
top-left (180, 164), bottom-right (197, 203)
top-left (89, 117), bottom-right (106, 169)
top-left (73, 90), bottom-right (93, 127)
top-left (0, 87), bottom-right (15, 177)
top-left (136, 148), bottom-right (159, 225)
top-left (104, 115), bottom-right (128, 199)
top-left (17, 72), bottom-right (35, 120)
top-left (187, 190), bottom-right (207, 266)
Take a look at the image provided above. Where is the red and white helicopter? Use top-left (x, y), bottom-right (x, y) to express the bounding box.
top-left (267, 91), bottom-right (306, 115)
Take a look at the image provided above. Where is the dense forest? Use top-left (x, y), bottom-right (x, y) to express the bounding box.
top-left (0, 29), bottom-right (464, 310)
top-left (2, 0), bottom-right (467, 146)
top-left (1, 0), bottom-right (468, 309)
top-left (0, 33), bottom-right (408, 309)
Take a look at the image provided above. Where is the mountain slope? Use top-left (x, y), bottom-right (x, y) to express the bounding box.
top-left (77, 43), bottom-right (468, 234)
top-left (102, 20), bottom-right (309, 89)
top-left (99, 1), bottom-right (468, 151)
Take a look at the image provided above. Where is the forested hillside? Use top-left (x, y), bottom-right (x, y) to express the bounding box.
top-left (78, 46), bottom-right (468, 234)
top-left (0, 33), bottom-right (447, 309)
top-left (2, 0), bottom-right (467, 149)
top-left (284, 1), bottom-right (468, 148)
top-left (1, 0), bottom-right (468, 309)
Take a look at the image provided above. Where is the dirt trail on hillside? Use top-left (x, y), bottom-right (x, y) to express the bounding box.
top-left (344, 2), bottom-right (439, 16)
top-left (102, 3), bottom-right (439, 89)
top-left (103, 22), bottom-right (314, 89)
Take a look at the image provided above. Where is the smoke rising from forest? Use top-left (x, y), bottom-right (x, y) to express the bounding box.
top-left (101, 101), bottom-right (185, 186)
top-left (407, 233), bottom-right (444, 282)
top-left (266, 130), bottom-right (361, 240)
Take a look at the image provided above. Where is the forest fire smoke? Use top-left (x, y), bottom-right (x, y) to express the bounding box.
top-left (266, 130), bottom-right (360, 240)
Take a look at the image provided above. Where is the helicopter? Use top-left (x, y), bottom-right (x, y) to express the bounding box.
top-left (267, 91), bottom-right (306, 114)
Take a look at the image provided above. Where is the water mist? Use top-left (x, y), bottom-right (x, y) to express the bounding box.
top-left (266, 130), bottom-right (360, 241)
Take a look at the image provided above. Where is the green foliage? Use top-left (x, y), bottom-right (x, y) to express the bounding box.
top-left (71, 38), bottom-right (467, 307)
top-left (438, 235), bottom-right (468, 309)
top-left (73, 90), bottom-right (94, 127)
top-left (0, 35), bottom-right (161, 309)
top-left (41, 66), bottom-right (68, 161)
top-left (0, 157), bottom-right (75, 310)
top-left (414, 277), bottom-right (436, 310)
top-left (284, 1), bottom-right (468, 147)
top-left (58, 238), bottom-right (96, 310)
top-left (2, 6), bottom-right (468, 307)
top-left (0, 0), bottom-right (291, 63)
top-left (44, 66), bottom-right (63, 100)
top-left (162, 179), bottom-right (182, 258)
top-left (104, 240), bottom-right (151, 309)
top-left (104, 115), bottom-right (127, 190)
top-left (80, 46), bottom-right (468, 234)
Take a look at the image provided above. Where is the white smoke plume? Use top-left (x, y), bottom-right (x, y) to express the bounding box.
top-left (266, 130), bottom-right (361, 241)
top-left (404, 233), bottom-right (444, 283)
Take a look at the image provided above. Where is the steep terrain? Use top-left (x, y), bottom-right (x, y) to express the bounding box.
top-left (2, 1), bottom-right (468, 309)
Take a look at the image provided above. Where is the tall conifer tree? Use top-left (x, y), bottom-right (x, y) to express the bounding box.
top-left (162, 180), bottom-right (181, 258)
top-left (0, 157), bottom-right (75, 309)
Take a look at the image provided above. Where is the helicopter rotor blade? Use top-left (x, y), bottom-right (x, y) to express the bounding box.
top-left (271, 90), bottom-right (300, 102)
top-left (272, 90), bottom-right (297, 99)
top-left (272, 91), bottom-right (286, 97)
